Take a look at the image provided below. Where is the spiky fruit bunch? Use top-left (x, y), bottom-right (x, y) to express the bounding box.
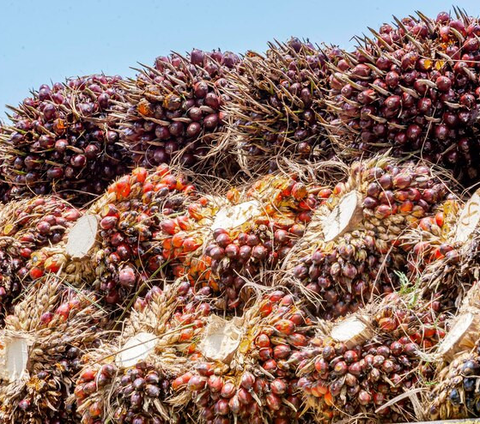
top-left (120, 48), bottom-right (240, 171)
top-left (74, 280), bottom-right (213, 424)
top-left (158, 173), bottom-right (329, 310)
top-left (171, 289), bottom-right (315, 424)
top-left (223, 39), bottom-right (338, 174)
top-left (429, 346), bottom-right (480, 420)
top-left (0, 75), bottom-right (130, 204)
top-left (297, 290), bottom-right (447, 423)
top-left (0, 277), bottom-right (107, 423)
top-left (0, 196), bottom-right (80, 316)
top-left (35, 165), bottom-right (196, 306)
top-left (287, 156), bottom-right (454, 318)
top-left (327, 9), bottom-right (480, 184)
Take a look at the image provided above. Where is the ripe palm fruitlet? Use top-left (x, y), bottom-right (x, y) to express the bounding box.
top-left (286, 156), bottom-right (454, 318)
top-left (171, 289), bottom-right (315, 424)
top-left (74, 280), bottom-right (213, 424)
top-left (223, 39), bottom-right (338, 174)
top-left (120, 48), bottom-right (240, 173)
top-left (0, 75), bottom-right (131, 205)
top-left (158, 172), bottom-right (329, 310)
top-left (0, 277), bottom-right (107, 423)
top-left (326, 9), bottom-right (480, 185)
top-left (0, 196), bottom-right (81, 317)
top-left (297, 290), bottom-right (447, 423)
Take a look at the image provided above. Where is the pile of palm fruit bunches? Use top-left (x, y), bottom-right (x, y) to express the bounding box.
top-left (5, 8), bottom-right (480, 424)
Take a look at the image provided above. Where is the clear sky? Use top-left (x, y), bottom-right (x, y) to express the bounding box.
top-left (1, 0), bottom-right (479, 119)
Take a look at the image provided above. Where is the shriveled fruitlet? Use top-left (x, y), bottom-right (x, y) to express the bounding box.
top-left (75, 281), bottom-right (213, 424)
top-left (0, 196), bottom-right (81, 316)
top-left (286, 156), bottom-right (454, 318)
top-left (171, 289), bottom-right (315, 423)
top-left (0, 277), bottom-right (107, 423)
top-left (298, 290), bottom-right (447, 423)
top-left (120, 48), bottom-right (240, 173)
top-left (223, 38), bottom-right (339, 174)
top-left (0, 75), bottom-right (130, 204)
top-left (37, 165), bottom-right (197, 305)
top-left (159, 172), bottom-right (329, 310)
top-left (326, 10), bottom-right (480, 185)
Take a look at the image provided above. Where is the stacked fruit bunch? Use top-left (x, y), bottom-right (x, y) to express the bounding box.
top-left (158, 172), bottom-right (330, 310)
top-left (287, 156), bottom-right (455, 318)
top-left (171, 289), bottom-right (314, 424)
top-left (31, 165), bottom-right (196, 306)
top-left (223, 39), bottom-right (338, 174)
top-left (0, 196), bottom-right (81, 316)
top-left (120, 48), bottom-right (240, 171)
top-left (297, 290), bottom-right (447, 423)
top-left (326, 10), bottom-right (480, 184)
top-left (0, 277), bottom-right (107, 423)
top-left (74, 280), bottom-right (213, 424)
top-left (0, 75), bottom-right (130, 204)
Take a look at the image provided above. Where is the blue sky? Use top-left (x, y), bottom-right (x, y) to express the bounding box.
top-left (1, 0), bottom-right (479, 118)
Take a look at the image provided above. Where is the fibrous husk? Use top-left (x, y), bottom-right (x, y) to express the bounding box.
top-left (324, 9), bottom-right (480, 186)
top-left (0, 75), bottom-right (131, 205)
top-left (118, 48), bottom-right (241, 177)
top-left (158, 171), bottom-right (331, 311)
top-left (0, 276), bottom-right (108, 423)
top-left (298, 288), bottom-right (448, 423)
top-left (221, 38), bottom-right (340, 175)
top-left (74, 280), bottom-right (213, 424)
top-left (0, 196), bottom-right (81, 317)
top-left (285, 155), bottom-right (458, 319)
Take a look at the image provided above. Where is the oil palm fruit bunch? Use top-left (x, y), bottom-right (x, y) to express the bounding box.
top-left (326, 9), bottom-right (480, 185)
top-left (0, 196), bottom-right (81, 317)
top-left (171, 289), bottom-right (315, 424)
top-left (223, 38), bottom-right (339, 174)
top-left (286, 156), bottom-right (454, 319)
top-left (158, 172), bottom-right (330, 310)
top-left (32, 165), bottom-right (196, 306)
top-left (427, 282), bottom-right (480, 419)
top-left (74, 280), bottom-right (213, 424)
top-left (120, 48), bottom-right (240, 173)
top-left (297, 289), bottom-right (447, 423)
top-left (0, 277), bottom-right (107, 423)
top-left (0, 74), bottom-right (130, 204)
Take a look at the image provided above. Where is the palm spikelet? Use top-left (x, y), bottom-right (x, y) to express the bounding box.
top-left (222, 39), bottom-right (339, 175)
top-left (0, 75), bottom-right (131, 205)
top-left (284, 155), bottom-right (458, 319)
top-left (0, 196), bottom-right (81, 317)
top-left (325, 10), bottom-right (480, 185)
top-left (297, 287), bottom-right (448, 423)
top-left (0, 276), bottom-right (108, 423)
top-left (74, 280), bottom-right (213, 423)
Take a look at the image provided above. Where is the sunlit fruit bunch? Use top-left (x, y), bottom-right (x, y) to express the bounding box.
top-left (0, 278), bottom-right (107, 423)
top-left (326, 9), bottom-right (480, 185)
top-left (0, 196), bottom-right (80, 316)
top-left (222, 38), bottom-right (341, 174)
top-left (158, 173), bottom-right (330, 310)
top-left (0, 75), bottom-right (130, 204)
top-left (120, 48), bottom-right (240, 172)
top-left (74, 280), bottom-right (213, 424)
top-left (171, 289), bottom-right (315, 424)
top-left (297, 290), bottom-right (447, 423)
top-left (287, 156), bottom-right (454, 319)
